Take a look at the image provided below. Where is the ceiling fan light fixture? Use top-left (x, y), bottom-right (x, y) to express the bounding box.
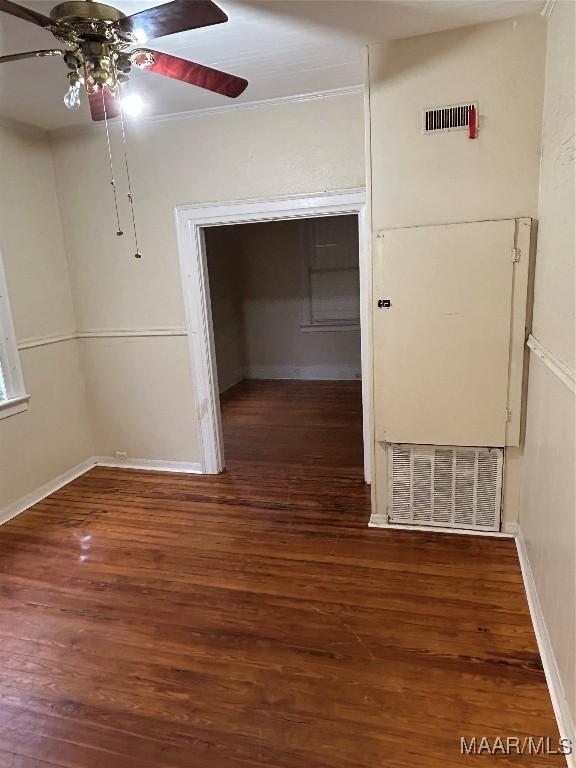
top-left (121, 92), bottom-right (144, 117)
top-left (0, 0), bottom-right (248, 257)
top-left (63, 76), bottom-right (81, 109)
top-left (0, 1), bottom-right (248, 122)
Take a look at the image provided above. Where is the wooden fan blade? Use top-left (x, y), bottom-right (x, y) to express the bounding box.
top-left (0, 0), bottom-right (52, 27)
top-left (89, 88), bottom-right (121, 122)
top-left (143, 50), bottom-right (248, 98)
top-left (0, 49), bottom-right (63, 64)
top-left (114, 0), bottom-right (227, 41)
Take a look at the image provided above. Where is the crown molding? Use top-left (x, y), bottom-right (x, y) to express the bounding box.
top-left (540, 0), bottom-right (557, 17)
top-left (48, 85), bottom-right (364, 139)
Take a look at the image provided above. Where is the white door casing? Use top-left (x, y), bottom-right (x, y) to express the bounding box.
top-left (175, 190), bottom-right (371, 480)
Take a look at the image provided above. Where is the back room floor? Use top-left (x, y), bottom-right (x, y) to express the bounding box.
top-left (0, 380), bottom-right (561, 767)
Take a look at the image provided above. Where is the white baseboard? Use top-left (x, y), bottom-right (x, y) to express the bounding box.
top-left (218, 365), bottom-right (363, 388)
top-left (515, 527), bottom-right (575, 766)
top-left (245, 364), bottom-right (361, 381)
top-left (368, 516), bottom-right (515, 538)
top-left (501, 521), bottom-right (519, 535)
top-left (0, 457), bottom-right (97, 526)
top-left (0, 456), bottom-right (204, 528)
top-left (93, 456), bottom-right (203, 473)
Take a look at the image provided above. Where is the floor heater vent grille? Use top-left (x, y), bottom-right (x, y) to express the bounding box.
top-left (388, 444), bottom-right (503, 531)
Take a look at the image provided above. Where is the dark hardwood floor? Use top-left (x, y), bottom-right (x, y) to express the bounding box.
top-left (0, 380), bottom-right (561, 766)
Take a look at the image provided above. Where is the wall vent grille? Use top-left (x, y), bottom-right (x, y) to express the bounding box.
top-left (423, 102), bottom-right (478, 133)
top-left (388, 444), bottom-right (502, 531)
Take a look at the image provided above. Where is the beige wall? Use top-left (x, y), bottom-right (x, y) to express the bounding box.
top-left (50, 93), bottom-right (366, 463)
top-left (530, 4), bottom-right (575, 370)
top-left (369, 16), bottom-right (546, 230)
top-left (0, 121), bottom-right (93, 510)
top-left (367, 16), bottom-right (547, 525)
top-left (79, 336), bottom-right (199, 462)
top-left (241, 219), bottom-right (362, 380)
top-left (519, 0), bottom-right (576, 733)
top-left (206, 219), bottom-right (361, 388)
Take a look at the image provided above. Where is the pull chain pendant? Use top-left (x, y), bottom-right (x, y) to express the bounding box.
top-left (119, 99), bottom-right (142, 259)
top-left (102, 90), bottom-right (123, 237)
top-left (101, 87), bottom-right (142, 257)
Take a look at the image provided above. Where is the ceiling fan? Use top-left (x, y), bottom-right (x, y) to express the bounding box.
top-left (0, 0), bottom-right (249, 121)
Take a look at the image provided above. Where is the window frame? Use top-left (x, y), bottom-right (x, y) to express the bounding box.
top-left (0, 246), bottom-right (29, 420)
top-left (299, 216), bottom-right (361, 333)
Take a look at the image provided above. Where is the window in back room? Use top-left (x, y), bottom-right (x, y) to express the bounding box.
top-left (300, 215), bottom-right (360, 333)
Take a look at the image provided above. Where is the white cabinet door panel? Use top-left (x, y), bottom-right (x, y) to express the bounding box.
top-left (374, 220), bottom-right (515, 447)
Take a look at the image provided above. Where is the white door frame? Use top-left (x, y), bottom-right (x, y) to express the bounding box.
top-left (175, 189), bottom-right (372, 482)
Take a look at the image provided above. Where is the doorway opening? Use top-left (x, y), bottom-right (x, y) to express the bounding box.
top-left (175, 190), bottom-right (371, 482)
top-left (205, 216), bottom-right (363, 477)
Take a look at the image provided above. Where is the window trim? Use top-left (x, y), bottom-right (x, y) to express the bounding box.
top-left (0, 245), bottom-right (29, 420)
top-left (0, 394), bottom-right (30, 419)
top-left (299, 321), bottom-right (361, 333)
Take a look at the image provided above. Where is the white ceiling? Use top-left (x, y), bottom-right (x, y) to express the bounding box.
top-left (0, 0), bottom-right (544, 130)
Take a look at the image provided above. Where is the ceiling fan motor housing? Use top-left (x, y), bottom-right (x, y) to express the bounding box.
top-left (47, 2), bottom-right (136, 93)
top-left (50, 1), bottom-right (127, 26)
top-left (49, 1), bottom-right (133, 52)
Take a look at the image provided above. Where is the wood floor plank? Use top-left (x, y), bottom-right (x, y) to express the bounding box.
top-left (0, 380), bottom-right (561, 766)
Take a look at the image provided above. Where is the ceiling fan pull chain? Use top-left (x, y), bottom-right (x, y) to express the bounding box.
top-left (102, 90), bottom-right (123, 237)
top-left (119, 102), bottom-right (142, 259)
